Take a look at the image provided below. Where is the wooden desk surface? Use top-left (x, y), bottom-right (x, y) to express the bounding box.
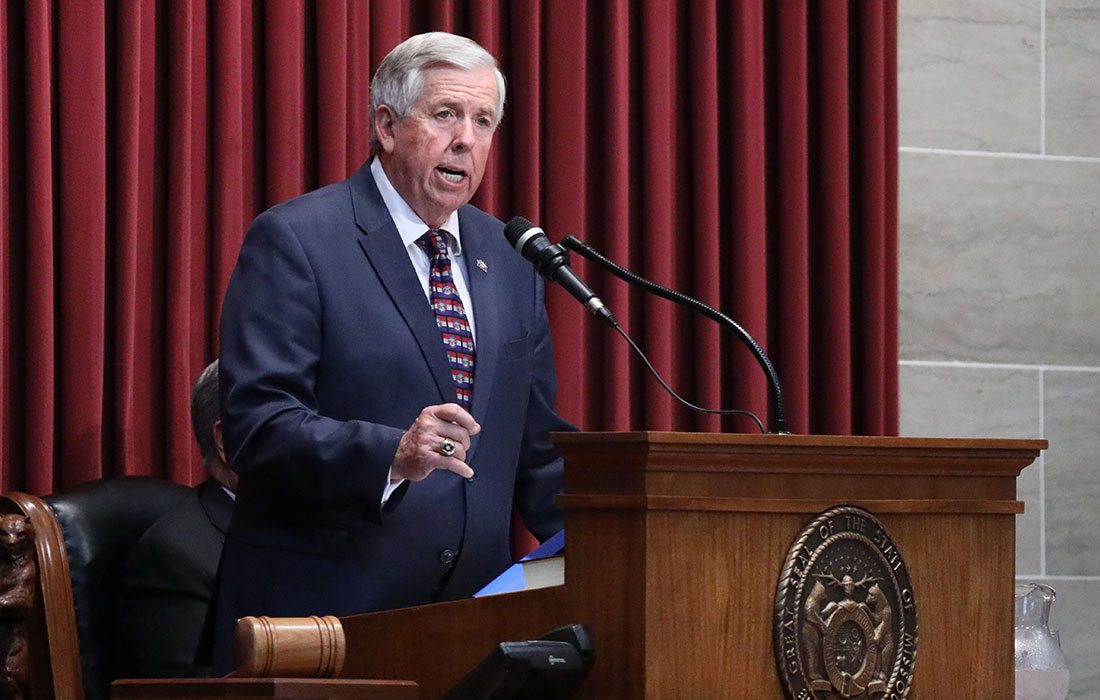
top-left (111, 678), bottom-right (420, 700)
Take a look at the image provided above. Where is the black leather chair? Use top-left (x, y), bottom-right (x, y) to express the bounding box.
top-left (0, 477), bottom-right (189, 700)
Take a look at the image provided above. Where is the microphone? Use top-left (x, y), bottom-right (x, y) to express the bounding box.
top-left (503, 216), bottom-right (617, 327)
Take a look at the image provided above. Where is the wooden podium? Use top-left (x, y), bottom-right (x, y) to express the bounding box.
top-left (309, 433), bottom-right (1042, 698)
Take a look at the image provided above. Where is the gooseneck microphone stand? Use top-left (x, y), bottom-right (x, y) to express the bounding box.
top-left (560, 235), bottom-right (789, 435)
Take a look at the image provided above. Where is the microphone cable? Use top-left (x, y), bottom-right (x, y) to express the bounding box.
top-left (562, 234), bottom-right (787, 435)
top-left (608, 321), bottom-right (766, 433)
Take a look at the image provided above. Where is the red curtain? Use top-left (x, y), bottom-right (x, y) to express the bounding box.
top-left (0, 0), bottom-right (898, 494)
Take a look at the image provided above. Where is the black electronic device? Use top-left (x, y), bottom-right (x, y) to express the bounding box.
top-left (437, 623), bottom-right (595, 700)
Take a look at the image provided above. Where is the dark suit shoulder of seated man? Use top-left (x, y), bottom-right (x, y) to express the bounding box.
top-left (115, 360), bottom-right (237, 678)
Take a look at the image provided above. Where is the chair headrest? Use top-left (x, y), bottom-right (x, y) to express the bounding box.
top-left (46, 477), bottom-right (190, 700)
top-left (47, 477), bottom-right (190, 570)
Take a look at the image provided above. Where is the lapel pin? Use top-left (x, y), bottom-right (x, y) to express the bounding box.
top-left (476, 259), bottom-right (489, 273)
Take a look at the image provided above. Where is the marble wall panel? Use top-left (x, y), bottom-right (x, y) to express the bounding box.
top-left (899, 152), bottom-right (1100, 366)
top-left (899, 0), bottom-right (1041, 151)
top-left (899, 363), bottom-right (1042, 574)
top-left (1046, 1), bottom-right (1100, 157)
top-left (898, 3), bottom-right (1100, 697)
top-left (1043, 371), bottom-right (1100, 577)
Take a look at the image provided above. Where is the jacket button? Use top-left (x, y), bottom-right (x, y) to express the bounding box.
top-left (465, 476), bottom-right (474, 484)
top-left (440, 548), bottom-right (456, 565)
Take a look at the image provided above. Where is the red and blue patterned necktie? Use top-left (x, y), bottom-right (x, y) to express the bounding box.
top-left (417, 229), bottom-right (476, 409)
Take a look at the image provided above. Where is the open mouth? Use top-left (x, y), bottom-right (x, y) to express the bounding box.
top-left (437, 166), bottom-right (467, 183)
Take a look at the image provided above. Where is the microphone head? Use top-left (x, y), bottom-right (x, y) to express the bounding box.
top-left (504, 215), bottom-right (570, 281)
top-left (504, 216), bottom-right (539, 250)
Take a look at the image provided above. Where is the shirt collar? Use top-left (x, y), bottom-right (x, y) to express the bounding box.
top-left (370, 157), bottom-right (462, 254)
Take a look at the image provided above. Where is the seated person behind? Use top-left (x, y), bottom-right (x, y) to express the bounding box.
top-left (115, 360), bottom-right (237, 677)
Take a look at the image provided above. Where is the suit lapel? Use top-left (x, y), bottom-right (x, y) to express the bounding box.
top-left (459, 209), bottom-right (501, 457)
top-left (199, 480), bottom-right (235, 535)
top-left (350, 163), bottom-right (456, 405)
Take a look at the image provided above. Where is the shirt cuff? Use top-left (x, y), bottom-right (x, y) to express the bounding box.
top-left (382, 467), bottom-right (404, 505)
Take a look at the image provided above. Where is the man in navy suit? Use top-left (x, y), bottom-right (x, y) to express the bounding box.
top-left (213, 32), bottom-right (570, 670)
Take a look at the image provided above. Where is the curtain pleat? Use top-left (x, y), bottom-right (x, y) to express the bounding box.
top-left (345, 3), bottom-right (368, 175)
top-left (211, 1), bottom-right (248, 347)
top-left (317, 2), bottom-right (349, 186)
top-left (0, 0), bottom-right (6, 490)
top-left (57, 1), bottom-right (107, 487)
top-left (265, 2), bottom-right (308, 203)
top-left (773, 1), bottom-right (810, 435)
top-left (1, 0), bottom-right (898, 492)
top-left (815, 1), bottom-right (853, 435)
top-left (111, 0), bottom-right (142, 480)
top-left (637, 2), bottom-right (676, 430)
top-left (593, 0), bottom-right (633, 430)
top-left (20, 0), bottom-right (62, 494)
top-left (0, 0), bottom-right (11, 492)
top-left (724, 1), bottom-right (770, 435)
top-left (861, 0), bottom-right (899, 435)
top-left (883, 1), bottom-right (900, 436)
top-left (686, 0), bottom-right (720, 434)
top-left (541, 2), bottom-right (590, 427)
top-left (166, 0), bottom-right (202, 486)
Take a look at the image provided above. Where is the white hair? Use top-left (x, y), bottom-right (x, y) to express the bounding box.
top-left (368, 32), bottom-right (506, 154)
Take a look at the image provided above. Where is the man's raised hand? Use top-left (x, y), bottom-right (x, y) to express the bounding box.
top-left (392, 403), bottom-right (481, 481)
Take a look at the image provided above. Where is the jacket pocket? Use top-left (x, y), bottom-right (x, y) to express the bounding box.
top-left (501, 332), bottom-right (531, 361)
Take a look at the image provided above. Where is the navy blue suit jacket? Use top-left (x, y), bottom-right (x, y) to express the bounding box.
top-left (213, 160), bottom-right (569, 668)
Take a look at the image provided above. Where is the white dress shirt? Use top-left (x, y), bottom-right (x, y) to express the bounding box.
top-left (370, 157), bottom-right (477, 342)
top-left (370, 157), bottom-right (478, 503)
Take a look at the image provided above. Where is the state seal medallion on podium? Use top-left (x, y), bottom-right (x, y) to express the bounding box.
top-left (774, 506), bottom-right (918, 699)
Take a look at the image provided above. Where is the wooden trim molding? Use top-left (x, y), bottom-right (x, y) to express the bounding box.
top-left (557, 494), bottom-right (1026, 515)
top-left (552, 431), bottom-right (1046, 476)
top-left (111, 678), bottom-right (418, 700)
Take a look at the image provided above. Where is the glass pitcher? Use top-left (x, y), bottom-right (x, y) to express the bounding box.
top-left (1015, 582), bottom-right (1070, 700)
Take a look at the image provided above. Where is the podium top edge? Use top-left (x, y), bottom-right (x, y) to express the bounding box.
top-left (549, 431), bottom-right (1048, 452)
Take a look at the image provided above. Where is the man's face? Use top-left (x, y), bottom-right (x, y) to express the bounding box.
top-left (376, 65), bottom-right (499, 228)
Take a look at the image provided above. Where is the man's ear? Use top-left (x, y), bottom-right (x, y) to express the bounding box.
top-left (374, 104), bottom-right (399, 153)
top-left (213, 420), bottom-right (226, 465)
